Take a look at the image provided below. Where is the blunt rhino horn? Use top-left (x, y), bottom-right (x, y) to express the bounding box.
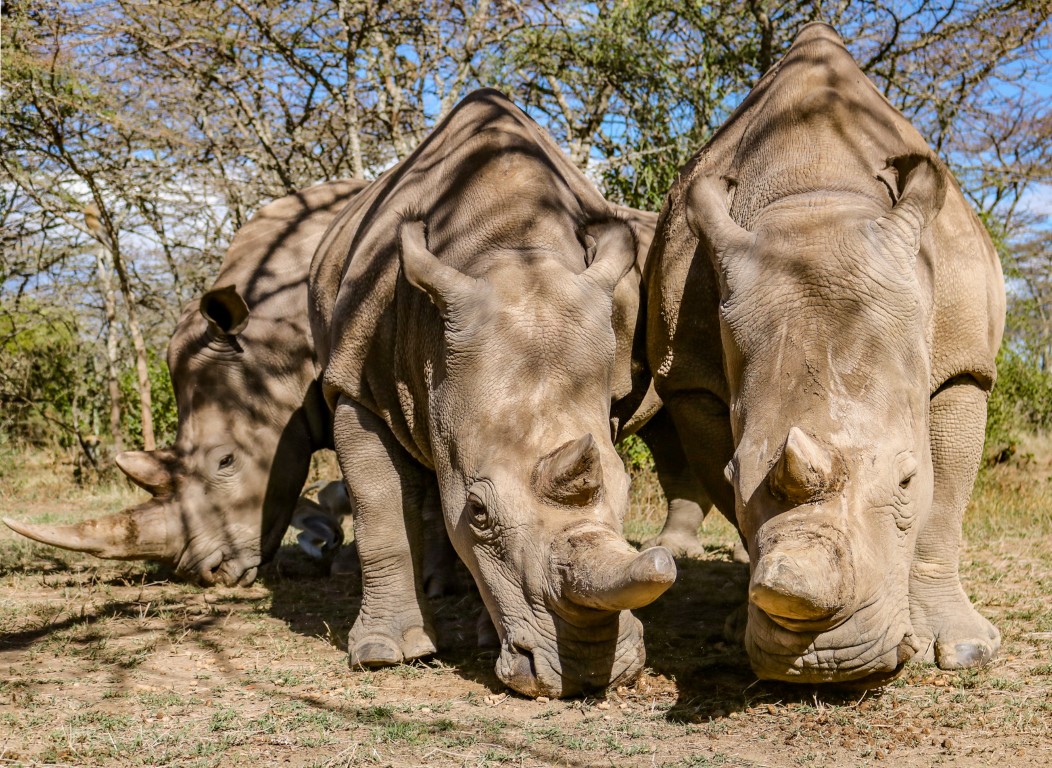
top-left (534, 434), bottom-right (603, 506)
top-left (3, 503), bottom-right (171, 561)
top-left (116, 450), bottom-right (177, 496)
top-left (769, 427), bottom-right (844, 504)
top-left (559, 527), bottom-right (676, 612)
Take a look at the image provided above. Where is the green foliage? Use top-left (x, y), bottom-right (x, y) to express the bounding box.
top-left (0, 304), bottom-right (95, 448)
top-left (119, 352), bottom-right (177, 449)
top-left (986, 345), bottom-right (1052, 451)
top-left (617, 433), bottom-right (654, 472)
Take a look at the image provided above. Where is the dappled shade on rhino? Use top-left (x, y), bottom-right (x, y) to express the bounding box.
top-left (4, 181), bottom-right (366, 585)
top-left (646, 23), bottom-right (1005, 685)
top-left (309, 89), bottom-right (676, 698)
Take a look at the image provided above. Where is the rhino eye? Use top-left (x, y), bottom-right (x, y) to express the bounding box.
top-left (466, 492), bottom-right (489, 530)
top-left (898, 457), bottom-right (918, 489)
top-left (218, 454), bottom-right (235, 471)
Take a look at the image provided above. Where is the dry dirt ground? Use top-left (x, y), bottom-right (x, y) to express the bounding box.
top-left (1, 446), bottom-right (1050, 768)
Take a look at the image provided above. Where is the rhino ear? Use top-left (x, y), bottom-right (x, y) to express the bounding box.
top-left (200, 285), bottom-right (250, 337)
top-left (398, 218), bottom-right (478, 315)
top-left (684, 173), bottom-right (755, 269)
top-left (580, 218), bottom-right (637, 295)
top-left (874, 153), bottom-right (946, 258)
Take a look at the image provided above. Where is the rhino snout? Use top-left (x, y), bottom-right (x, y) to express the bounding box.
top-left (750, 537), bottom-right (855, 631)
top-left (554, 524), bottom-right (676, 613)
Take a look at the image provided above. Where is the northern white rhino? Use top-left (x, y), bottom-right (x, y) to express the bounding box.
top-left (646, 24), bottom-right (1005, 685)
top-left (5, 181), bottom-right (366, 585)
top-left (309, 89), bottom-right (677, 698)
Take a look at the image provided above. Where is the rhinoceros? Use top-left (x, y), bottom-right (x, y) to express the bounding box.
top-left (309, 88), bottom-right (678, 698)
top-left (645, 23), bottom-right (1005, 684)
top-left (4, 180), bottom-right (367, 585)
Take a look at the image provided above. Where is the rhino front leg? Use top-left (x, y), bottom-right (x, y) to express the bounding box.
top-left (333, 396), bottom-right (438, 667)
top-left (910, 379), bottom-right (1000, 669)
top-left (661, 395), bottom-right (744, 552)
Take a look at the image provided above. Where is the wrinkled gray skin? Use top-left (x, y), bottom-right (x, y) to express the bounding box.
top-left (310, 89), bottom-right (676, 698)
top-left (4, 181), bottom-right (367, 586)
top-left (646, 24), bottom-right (1005, 685)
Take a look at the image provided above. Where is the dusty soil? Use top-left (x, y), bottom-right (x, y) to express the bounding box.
top-left (1, 448), bottom-right (1050, 767)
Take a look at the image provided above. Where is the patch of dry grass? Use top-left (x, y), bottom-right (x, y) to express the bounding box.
top-left (1, 446), bottom-right (1050, 767)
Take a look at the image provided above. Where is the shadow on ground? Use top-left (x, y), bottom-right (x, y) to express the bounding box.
top-left (260, 543), bottom-right (885, 719)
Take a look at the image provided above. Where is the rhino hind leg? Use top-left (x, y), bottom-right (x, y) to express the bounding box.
top-left (420, 480), bottom-right (462, 598)
top-left (910, 379), bottom-right (1000, 669)
top-left (333, 396), bottom-right (438, 667)
top-left (639, 408), bottom-right (747, 562)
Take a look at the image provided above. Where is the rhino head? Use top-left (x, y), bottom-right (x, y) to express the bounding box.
top-left (685, 154), bottom-right (946, 683)
top-left (400, 218), bottom-right (676, 698)
top-left (6, 286), bottom-right (326, 585)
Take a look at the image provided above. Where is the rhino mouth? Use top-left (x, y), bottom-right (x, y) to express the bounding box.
top-left (173, 529), bottom-right (263, 587)
top-left (746, 597), bottom-right (916, 685)
top-left (495, 611), bottom-right (645, 698)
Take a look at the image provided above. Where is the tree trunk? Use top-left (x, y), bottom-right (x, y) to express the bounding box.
top-left (85, 203), bottom-right (155, 451)
top-left (93, 242), bottom-right (124, 452)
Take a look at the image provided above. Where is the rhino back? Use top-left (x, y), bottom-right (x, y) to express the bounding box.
top-left (311, 90), bottom-right (624, 464)
top-left (217, 180), bottom-right (367, 323)
top-left (648, 22), bottom-right (1004, 400)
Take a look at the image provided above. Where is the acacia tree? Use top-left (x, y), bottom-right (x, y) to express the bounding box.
top-left (2, 0), bottom-right (1049, 455)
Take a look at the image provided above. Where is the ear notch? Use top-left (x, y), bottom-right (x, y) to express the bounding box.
top-left (398, 216), bottom-right (479, 315)
top-left (200, 285), bottom-right (250, 337)
top-left (579, 217), bottom-right (638, 295)
top-left (683, 173), bottom-right (755, 268)
top-left (874, 153), bottom-right (947, 256)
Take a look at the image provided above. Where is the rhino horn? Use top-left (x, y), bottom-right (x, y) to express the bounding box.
top-left (115, 450), bottom-right (177, 496)
top-left (559, 529), bottom-right (676, 611)
top-left (3, 502), bottom-right (171, 561)
top-left (534, 434), bottom-right (603, 506)
top-left (769, 427), bottom-right (843, 504)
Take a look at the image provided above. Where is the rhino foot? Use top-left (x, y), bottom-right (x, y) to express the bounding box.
top-left (349, 621), bottom-right (437, 668)
top-left (722, 602), bottom-right (748, 645)
top-left (917, 605), bottom-right (997, 669)
top-left (912, 599), bottom-right (1000, 670)
top-left (642, 530), bottom-right (706, 559)
top-left (731, 539), bottom-right (750, 564)
top-left (329, 543), bottom-right (360, 577)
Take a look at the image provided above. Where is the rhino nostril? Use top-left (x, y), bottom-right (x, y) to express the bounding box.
top-left (511, 644), bottom-right (537, 680)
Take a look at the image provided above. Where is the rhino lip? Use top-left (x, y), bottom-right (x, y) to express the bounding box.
top-left (756, 607), bottom-right (848, 634)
